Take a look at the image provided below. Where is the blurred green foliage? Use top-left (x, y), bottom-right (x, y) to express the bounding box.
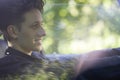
top-left (43, 0), bottom-right (120, 54)
top-left (4, 57), bottom-right (77, 80)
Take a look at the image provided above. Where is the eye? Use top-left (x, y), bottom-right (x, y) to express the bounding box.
top-left (32, 23), bottom-right (40, 29)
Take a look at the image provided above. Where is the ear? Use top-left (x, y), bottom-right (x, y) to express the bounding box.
top-left (7, 25), bottom-right (18, 39)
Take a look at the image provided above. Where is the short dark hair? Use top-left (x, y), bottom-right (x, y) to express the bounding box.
top-left (0, 0), bottom-right (44, 31)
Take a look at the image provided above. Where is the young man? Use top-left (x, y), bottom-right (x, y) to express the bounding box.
top-left (0, 0), bottom-right (46, 78)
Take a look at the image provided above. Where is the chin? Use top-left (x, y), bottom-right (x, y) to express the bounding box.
top-left (33, 47), bottom-right (42, 52)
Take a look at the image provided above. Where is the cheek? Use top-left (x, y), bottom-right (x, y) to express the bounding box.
top-left (18, 28), bottom-right (36, 43)
top-left (24, 34), bottom-right (34, 42)
top-left (20, 29), bottom-right (32, 38)
top-left (18, 32), bottom-right (32, 42)
top-left (19, 34), bottom-right (34, 47)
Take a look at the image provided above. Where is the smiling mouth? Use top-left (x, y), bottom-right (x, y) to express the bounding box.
top-left (34, 39), bottom-right (42, 44)
top-left (35, 38), bottom-right (42, 41)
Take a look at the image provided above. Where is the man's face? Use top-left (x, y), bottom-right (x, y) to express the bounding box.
top-left (16, 9), bottom-right (46, 53)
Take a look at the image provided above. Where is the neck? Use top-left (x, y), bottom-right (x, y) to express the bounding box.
top-left (8, 41), bottom-right (32, 56)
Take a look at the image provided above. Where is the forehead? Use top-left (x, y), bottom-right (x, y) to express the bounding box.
top-left (23, 9), bottom-right (43, 24)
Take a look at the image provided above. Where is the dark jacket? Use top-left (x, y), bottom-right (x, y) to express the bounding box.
top-left (0, 47), bottom-right (43, 79)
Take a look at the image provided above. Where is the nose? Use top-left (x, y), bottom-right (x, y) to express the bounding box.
top-left (37, 27), bottom-right (46, 37)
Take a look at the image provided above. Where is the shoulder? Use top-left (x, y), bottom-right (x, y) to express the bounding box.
top-left (0, 55), bottom-right (23, 68)
top-left (0, 55), bottom-right (15, 64)
top-left (0, 55), bottom-right (32, 76)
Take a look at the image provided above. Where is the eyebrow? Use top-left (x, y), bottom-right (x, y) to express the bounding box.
top-left (33, 20), bottom-right (43, 25)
